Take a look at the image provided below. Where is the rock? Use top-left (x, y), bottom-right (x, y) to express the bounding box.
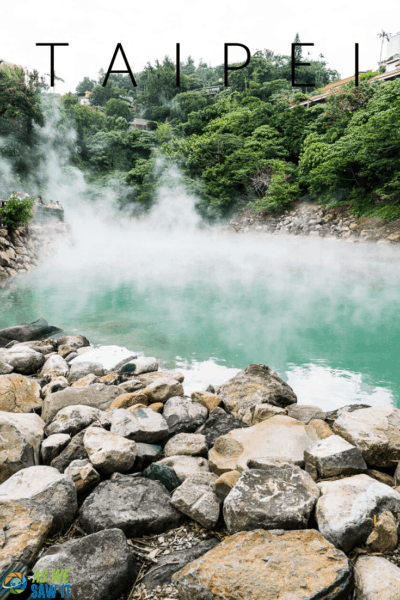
top-left (333, 406), bottom-right (400, 467)
top-left (246, 457), bottom-right (296, 470)
top-left (157, 456), bottom-right (210, 483)
top-left (304, 435), bottom-right (367, 480)
top-left (84, 426), bottom-right (136, 475)
top-left (173, 529), bottom-right (353, 600)
top-left (214, 471), bottom-right (240, 501)
top-left (0, 411), bottom-right (44, 483)
top-left (305, 418), bottom-right (334, 441)
top-left (97, 372), bottom-right (119, 385)
top-left (71, 373), bottom-right (99, 387)
top-left (0, 318), bottom-right (62, 347)
top-left (70, 345), bottom-right (137, 374)
top-left (367, 469), bottom-right (396, 487)
top-left (355, 556), bottom-right (400, 599)
top-left (196, 407), bottom-right (247, 449)
top-left (0, 373), bottom-right (42, 412)
top-left (51, 429), bottom-right (89, 473)
top-left (208, 415), bottom-right (313, 475)
top-left (45, 405), bottom-right (102, 437)
top-left (140, 378), bottom-right (184, 404)
top-left (0, 465), bottom-right (77, 533)
top-left (80, 477), bottom-right (184, 536)
top-left (366, 511), bottom-right (398, 553)
top-left (119, 357), bottom-right (159, 375)
top-left (142, 538), bottom-right (219, 590)
top-left (40, 433), bottom-right (71, 465)
top-left (42, 376), bottom-right (69, 397)
top-left (171, 473), bottom-right (221, 529)
top-left (148, 402), bottom-right (163, 413)
top-left (191, 391), bottom-right (221, 412)
top-left (316, 474), bottom-right (400, 551)
top-left (164, 433), bottom-right (208, 457)
top-left (33, 529), bottom-right (137, 600)
top-left (40, 354), bottom-right (69, 381)
top-left (118, 378), bottom-right (146, 393)
top-left (55, 334), bottom-right (90, 349)
top-left (0, 359), bottom-right (13, 374)
top-left (18, 340), bottom-right (56, 355)
top-left (286, 404), bottom-right (326, 424)
top-left (224, 467), bottom-right (320, 534)
top-left (110, 407), bottom-right (169, 443)
top-left (325, 403), bottom-right (371, 427)
top-left (65, 459), bottom-right (100, 494)
top-left (107, 392), bottom-right (149, 410)
top-left (68, 362), bottom-right (105, 384)
top-left (163, 396), bottom-right (208, 435)
top-left (137, 370), bottom-right (184, 385)
top-left (134, 442), bottom-right (163, 470)
top-left (128, 403), bottom-right (148, 412)
top-left (217, 364), bottom-right (297, 420)
top-left (0, 345), bottom-right (45, 375)
top-left (42, 384), bottom-right (123, 424)
top-left (395, 462), bottom-right (400, 486)
top-left (143, 462), bottom-right (180, 492)
top-left (242, 404), bottom-right (287, 426)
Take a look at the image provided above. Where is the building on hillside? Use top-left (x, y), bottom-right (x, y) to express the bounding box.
top-left (380, 32), bottom-right (400, 72)
top-left (193, 86), bottom-right (221, 95)
top-left (0, 59), bottom-right (23, 71)
top-left (129, 118), bottom-right (148, 131)
top-left (79, 90), bottom-right (93, 106)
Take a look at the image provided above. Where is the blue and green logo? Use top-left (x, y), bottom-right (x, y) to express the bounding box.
top-left (2, 572), bottom-right (28, 594)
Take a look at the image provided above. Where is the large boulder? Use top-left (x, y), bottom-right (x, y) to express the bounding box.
top-left (163, 396), bottom-right (208, 436)
top-left (195, 406), bottom-right (247, 449)
top-left (157, 455), bottom-right (210, 483)
top-left (164, 433), bottom-right (208, 457)
top-left (0, 373), bottom-right (42, 413)
top-left (0, 359), bottom-right (13, 374)
top-left (40, 433), bottom-right (71, 465)
top-left (286, 404), bottom-right (326, 424)
top-left (80, 476), bottom-right (185, 536)
top-left (46, 405), bottom-right (103, 437)
top-left (119, 357), bottom-right (159, 375)
top-left (56, 334), bottom-right (90, 358)
top-left (33, 529), bottom-right (137, 600)
top-left (208, 415), bottom-right (313, 475)
top-left (0, 411), bottom-right (44, 483)
top-left (70, 345), bottom-right (137, 374)
top-left (242, 404), bottom-right (287, 426)
top-left (304, 434), bottom-right (367, 480)
top-left (217, 364), bottom-right (297, 420)
top-left (333, 406), bottom-right (400, 467)
top-left (110, 407), bottom-right (169, 443)
top-left (171, 473), bottom-right (221, 529)
top-left (354, 556), bottom-right (400, 600)
top-left (0, 465), bottom-right (77, 534)
top-left (315, 474), bottom-right (400, 552)
top-left (84, 426), bottom-right (136, 475)
top-left (0, 318), bottom-right (62, 347)
top-left (40, 354), bottom-right (69, 380)
top-left (65, 459), bottom-right (100, 494)
top-left (0, 345), bottom-right (45, 375)
top-left (42, 384), bottom-right (124, 424)
top-left (137, 370), bottom-right (184, 386)
top-left (224, 467), bottom-right (320, 534)
top-left (140, 378), bottom-right (184, 404)
top-left (68, 362), bottom-right (105, 384)
top-left (173, 529), bottom-right (353, 600)
top-left (51, 429), bottom-right (88, 473)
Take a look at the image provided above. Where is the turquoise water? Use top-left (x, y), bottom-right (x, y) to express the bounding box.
top-left (1, 218), bottom-right (399, 412)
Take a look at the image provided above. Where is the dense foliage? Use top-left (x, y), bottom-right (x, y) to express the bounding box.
top-left (0, 192), bottom-right (35, 230)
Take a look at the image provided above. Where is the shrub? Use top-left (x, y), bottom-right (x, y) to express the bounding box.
top-left (253, 161), bottom-right (300, 213)
top-left (0, 192), bottom-right (35, 231)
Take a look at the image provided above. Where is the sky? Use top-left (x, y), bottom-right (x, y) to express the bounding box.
top-left (1, 0), bottom-right (398, 95)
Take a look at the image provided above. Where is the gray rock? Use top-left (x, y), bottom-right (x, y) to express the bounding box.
top-left (42, 384), bottom-right (123, 424)
top-left (196, 407), bottom-right (247, 449)
top-left (247, 457), bottom-right (296, 470)
top-left (0, 359), bottom-right (13, 374)
top-left (33, 529), bottom-right (137, 600)
top-left (142, 539), bottom-right (219, 590)
top-left (119, 357), bottom-right (159, 375)
top-left (51, 429), bottom-right (89, 473)
top-left (0, 345), bottom-right (45, 375)
top-left (84, 426), bottom-right (136, 475)
top-left (316, 474), bottom-right (400, 552)
top-left (223, 467), bottom-right (320, 534)
top-left (157, 455), bottom-right (210, 483)
top-left (217, 364), bottom-right (297, 420)
top-left (70, 345), bottom-right (137, 374)
top-left (143, 462), bottom-right (180, 492)
top-left (118, 378), bottom-right (146, 393)
top-left (41, 376), bottom-right (69, 398)
top-left (325, 403), bottom-right (371, 427)
top-left (304, 434), bottom-right (367, 479)
top-left (0, 318), bottom-right (62, 347)
top-left (65, 459), bottom-right (100, 494)
top-left (171, 473), bottom-right (221, 529)
top-left (40, 433), bottom-right (71, 465)
top-left (0, 411), bottom-right (45, 483)
top-left (68, 362), bottom-right (105, 384)
top-left (134, 442), bottom-right (163, 470)
top-left (286, 404), bottom-right (326, 424)
top-left (80, 477), bottom-right (185, 536)
top-left (354, 555), bottom-right (400, 599)
top-left (164, 433), bottom-right (208, 457)
top-left (110, 407), bottom-right (169, 443)
top-left (45, 405), bottom-right (103, 437)
top-left (164, 396), bottom-right (208, 436)
top-left (0, 465), bottom-right (77, 533)
top-left (65, 351), bottom-right (78, 363)
top-left (40, 354), bottom-right (69, 381)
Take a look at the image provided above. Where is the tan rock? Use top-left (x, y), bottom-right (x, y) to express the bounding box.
top-left (127, 403), bottom-right (148, 412)
top-left (387, 233), bottom-right (400, 242)
top-left (366, 511), bottom-right (398, 553)
top-left (355, 556), bottom-right (400, 599)
top-left (137, 370), bottom-right (184, 385)
top-left (0, 412), bottom-right (45, 483)
top-left (306, 419), bottom-right (334, 441)
top-left (367, 469), bottom-right (396, 487)
top-left (42, 376), bottom-right (69, 398)
top-left (140, 378), bottom-right (184, 404)
top-left (214, 470), bottom-right (240, 500)
top-left (98, 373), bottom-right (119, 385)
top-left (148, 402), bottom-right (163, 413)
top-left (242, 404), bottom-right (286, 426)
top-left (191, 391), bottom-right (221, 412)
top-left (65, 459), bottom-right (100, 494)
top-left (173, 529), bottom-right (352, 600)
top-left (108, 392), bottom-right (149, 411)
top-left (0, 373), bottom-right (42, 413)
top-left (72, 374), bottom-right (99, 387)
top-left (208, 415), bottom-right (313, 475)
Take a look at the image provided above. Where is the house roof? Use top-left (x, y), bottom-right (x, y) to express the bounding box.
top-left (130, 118), bottom-right (148, 125)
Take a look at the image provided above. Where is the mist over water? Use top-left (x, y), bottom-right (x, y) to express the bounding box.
top-left (1, 104), bottom-right (400, 410)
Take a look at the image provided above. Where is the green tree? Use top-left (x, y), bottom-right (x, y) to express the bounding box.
top-left (105, 98), bottom-right (132, 120)
top-left (0, 193), bottom-right (35, 232)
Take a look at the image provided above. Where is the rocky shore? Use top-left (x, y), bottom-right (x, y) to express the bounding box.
top-left (0, 222), bottom-right (71, 283)
top-left (1, 320), bottom-right (400, 599)
top-left (229, 201), bottom-right (400, 244)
